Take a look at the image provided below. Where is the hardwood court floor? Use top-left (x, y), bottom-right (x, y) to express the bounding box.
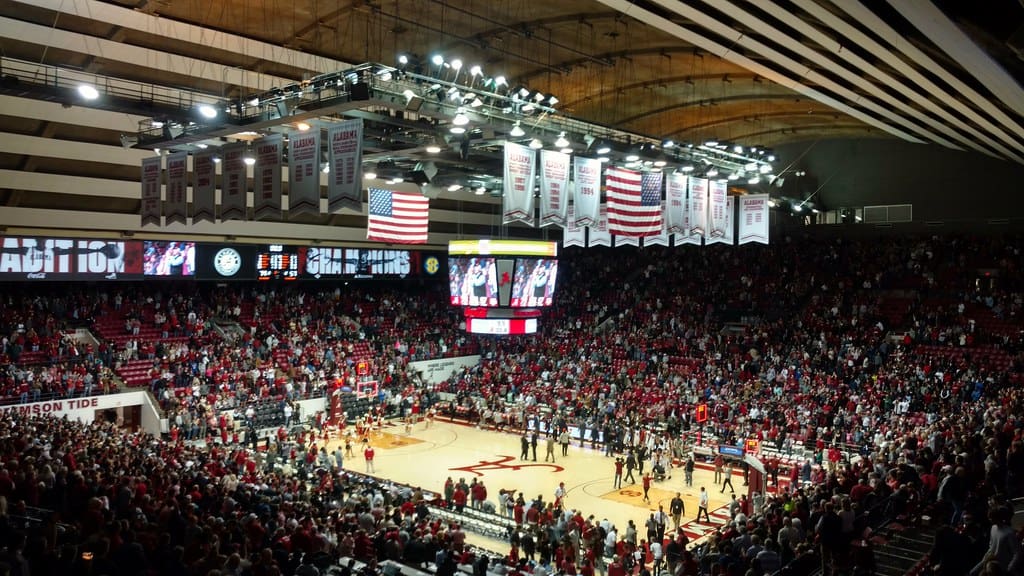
top-left (325, 420), bottom-right (741, 551)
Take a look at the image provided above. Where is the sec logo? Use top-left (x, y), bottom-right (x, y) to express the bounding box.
top-left (424, 256), bottom-right (440, 275)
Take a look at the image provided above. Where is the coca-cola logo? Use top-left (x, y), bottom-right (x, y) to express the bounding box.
top-left (26, 272), bottom-right (45, 279)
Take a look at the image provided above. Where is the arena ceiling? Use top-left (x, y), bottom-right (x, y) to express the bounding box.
top-left (0, 0), bottom-right (1021, 247)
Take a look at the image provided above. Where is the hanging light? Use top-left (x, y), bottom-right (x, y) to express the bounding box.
top-left (431, 54), bottom-right (444, 66)
top-left (759, 164), bottom-right (772, 174)
top-left (704, 139), bottom-right (718, 147)
top-left (425, 140), bottom-right (443, 154)
top-left (706, 168), bottom-right (719, 177)
top-left (475, 187), bottom-right (486, 195)
top-left (560, 148), bottom-right (573, 155)
top-left (449, 126), bottom-right (466, 135)
top-left (364, 171), bottom-right (377, 180)
top-left (509, 122), bottom-right (526, 138)
top-left (596, 142), bottom-right (611, 155)
top-left (77, 84), bottom-right (99, 100)
top-left (748, 176), bottom-right (760, 185)
top-left (452, 109), bottom-right (470, 126)
top-left (448, 184), bottom-right (463, 192)
top-left (529, 138), bottom-right (543, 149)
top-left (296, 122), bottom-right (311, 131)
top-left (470, 65), bottom-right (482, 77)
top-left (198, 104), bottom-right (218, 119)
top-left (243, 154), bottom-right (256, 166)
top-left (554, 132), bottom-right (570, 148)
top-left (450, 59), bottom-right (463, 71)
top-left (680, 164), bottom-right (695, 173)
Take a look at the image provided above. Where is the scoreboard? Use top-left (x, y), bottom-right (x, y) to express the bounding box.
top-left (256, 244), bottom-right (301, 281)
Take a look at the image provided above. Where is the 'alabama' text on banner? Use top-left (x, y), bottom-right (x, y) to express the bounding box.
top-left (665, 172), bottom-right (687, 234)
top-left (502, 141), bottom-right (537, 226)
top-left (192, 151), bottom-right (216, 224)
top-left (220, 143), bottom-right (248, 221)
top-left (288, 128), bottom-right (321, 217)
top-left (588, 204), bottom-right (612, 247)
top-left (738, 193), bottom-right (770, 245)
top-left (539, 150), bottom-right (570, 227)
top-left (688, 176), bottom-right (708, 241)
top-left (140, 156), bottom-right (162, 226)
top-left (327, 119), bottom-right (364, 213)
top-left (165, 151), bottom-right (188, 225)
top-left (572, 157), bottom-right (601, 227)
top-left (563, 205), bottom-right (586, 247)
top-left (253, 134), bottom-right (283, 220)
top-left (707, 179), bottom-right (729, 240)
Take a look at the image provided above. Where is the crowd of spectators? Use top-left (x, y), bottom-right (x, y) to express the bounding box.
top-left (0, 233), bottom-right (1022, 576)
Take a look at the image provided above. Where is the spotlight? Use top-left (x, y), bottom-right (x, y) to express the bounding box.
top-left (469, 96), bottom-right (483, 108)
top-left (529, 138), bottom-right (543, 149)
top-left (452, 110), bottom-right (469, 126)
top-left (734, 145), bottom-right (744, 153)
top-left (744, 162), bottom-right (758, 171)
top-left (296, 122), bottom-right (311, 131)
top-left (548, 95), bottom-right (559, 106)
top-left (212, 156), bottom-right (222, 164)
top-left (554, 132), bottom-right (570, 148)
top-left (681, 164), bottom-right (695, 173)
top-left (747, 176), bottom-right (760, 185)
top-left (450, 59), bottom-right (463, 71)
top-left (759, 164), bottom-right (772, 174)
top-left (728, 172), bottom-right (740, 180)
top-left (792, 203), bottom-right (802, 212)
top-left (768, 199), bottom-right (776, 208)
top-left (598, 156), bottom-right (610, 163)
top-left (448, 184), bottom-right (463, 192)
top-left (398, 54), bottom-right (409, 65)
top-left (77, 84), bottom-right (99, 100)
top-left (198, 104), bottom-right (218, 119)
top-left (533, 91), bottom-right (545, 102)
top-left (425, 138), bottom-right (443, 154)
top-left (625, 149), bottom-right (640, 162)
top-left (510, 122), bottom-right (525, 138)
top-left (431, 54), bottom-right (444, 66)
top-left (247, 97), bottom-right (260, 107)
top-left (449, 126), bottom-right (466, 135)
top-left (364, 171), bottom-right (377, 180)
top-left (662, 139), bottom-right (674, 149)
top-left (767, 154), bottom-right (776, 162)
top-left (403, 89), bottom-right (424, 112)
top-left (475, 187), bottom-right (486, 195)
top-left (560, 148), bottom-right (573, 154)
top-left (706, 168), bottom-right (719, 177)
top-left (704, 139), bottom-right (718, 147)
top-left (596, 142), bottom-right (611, 155)
top-left (494, 76), bottom-right (508, 88)
top-left (470, 65), bottom-right (482, 77)
top-left (517, 87), bottom-right (530, 99)
top-left (654, 158), bottom-right (667, 168)
top-left (243, 155), bottom-right (256, 166)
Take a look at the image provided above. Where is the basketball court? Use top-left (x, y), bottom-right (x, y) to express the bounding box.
top-left (324, 419), bottom-right (743, 551)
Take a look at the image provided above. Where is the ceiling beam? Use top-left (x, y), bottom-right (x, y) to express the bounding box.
top-left (707, 0), bottom-right (1013, 162)
top-left (0, 16), bottom-right (290, 94)
top-left (14, 0), bottom-right (355, 75)
top-left (593, 0), bottom-right (925, 144)
top-left (516, 46), bottom-right (712, 83)
top-left (559, 72), bottom-right (763, 109)
top-left (729, 123), bottom-right (875, 142)
top-left (886, 0), bottom-right (1024, 122)
top-left (611, 93), bottom-right (804, 127)
top-left (749, 0), bottom-right (1024, 164)
top-left (803, 0), bottom-right (1024, 162)
top-left (644, 0), bottom-right (954, 150)
top-left (663, 110), bottom-right (843, 139)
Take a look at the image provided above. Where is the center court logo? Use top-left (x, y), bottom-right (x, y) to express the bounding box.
top-left (449, 455), bottom-right (564, 477)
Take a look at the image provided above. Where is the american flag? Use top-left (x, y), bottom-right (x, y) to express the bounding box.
top-left (606, 168), bottom-right (662, 237)
top-left (366, 188), bottom-right (430, 244)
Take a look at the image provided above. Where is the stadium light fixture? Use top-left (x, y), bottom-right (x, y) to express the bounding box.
top-left (77, 84), bottom-right (99, 100)
top-left (509, 122), bottom-right (526, 138)
top-left (198, 104), bottom-right (218, 119)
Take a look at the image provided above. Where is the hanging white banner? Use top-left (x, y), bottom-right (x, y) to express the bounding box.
top-left (707, 195), bottom-right (735, 245)
top-left (688, 177), bottom-right (708, 241)
top-left (288, 128), bottom-right (321, 217)
top-left (707, 179), bottom-right (729, 240)
top-left (738, 193), bottom-right (770, 245)
top-left (588, 204), bottom-right (612, 247)
top-left (164, 151), bottom-right (188, 226)
top-left (502, 141), bottom-right (537, 226)
top-left (192, 151), bottom-right (216, 224)
top-left (539, 150), bottom-right (570, 227)
top-left (563, 205), bottom-right (586, 248)
top-left (253, 134), bottom-right (283, 221)
top-left (327, 119), bottom-right (364, 214)
top-left (140, 155), bottom-right (162, 226)
top-left (572, 157), bottom-right (601, 227)
top-left (665, 172), bottom-right (687, 234)
top-left (220, 143), bottom-right (248, 221)
top-left (677, 196), bottom-right (701, 246)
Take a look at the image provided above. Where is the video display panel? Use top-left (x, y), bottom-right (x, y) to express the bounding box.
top-left (143, 241), bottom-right (195, 276)
top-left (449, 257), bottom-right (499, 306)
top-left (0, 236), bottom-right (143, 280)
top-left (510, 258), bottom-right (558, 307)
top-left (194, 244), bottom-right (258, 281)
top-left (302, 248), bottom-right (413, 278)
top-left (257, 244), bottom-right (301, 281)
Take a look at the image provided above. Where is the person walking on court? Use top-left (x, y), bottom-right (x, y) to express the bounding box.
top-left (684, 456), bottom-right (694, 487)
top-left (696, 487), bottom-right (710, 522)
top-left (559, 429), bottom-right (570, 457)
top-left (642, 472), bottom-right (652, 503)
top-left (669, 493), bottom-right (685, 531)
top-left (530, 431), bottom-right (539, 461)
top-left (713, 453), bottom-right (724, 483)
top-left (364, 443), bottom-right (375, 473)
top-left (624, 451), bottom-right (637, 484)
top-left (721, 461), bottom-right (734, 493)
top-left (521, 434), bottom-right (530, 460)
top-left (545, 434), bottom-right (557, 462)
top-left (614, 457), bottom-right (624, 489)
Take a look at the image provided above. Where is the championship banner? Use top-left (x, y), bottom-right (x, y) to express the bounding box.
top-left (708, 195), bottom-right (735, 245)
top-left (677, 197), bottom-right (701, 246)
top-left (688, 176), bottom-right (708, 240)
top-left (165, 151), bottom-right (188, 225)
top-left (644, 202), bottom-right (671, 247)
top-left (140, 156), bottom-right (162, 226)
top-left (539, 150), bottom-right (570, 227)
top-left (220, 143), bottom-right (248, 221)
top-left (288, 128), bottom-right (321, 217)
top-left (253, 134), bottom-right (283, 221)
top-left (665, 172), bottom-right (687, 234)
top-left (572, 157), bottom-right (601, 227)
top-left (502, 141), bottom-right (537, 226)
top-left (707, 179), bottom-right (728, 241)
top-left (614, 235), bottom-right (639, 247)
top-left (738, 193), bottom-right (770, 245)
top-left (563, 205), bottom-right (586, 248)
top-left (587, 204), bottom-right (611, 247)
top-left (192, 151), bottom-right (216, 224)
top-left (327, 119), bottom-right (364, 214)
